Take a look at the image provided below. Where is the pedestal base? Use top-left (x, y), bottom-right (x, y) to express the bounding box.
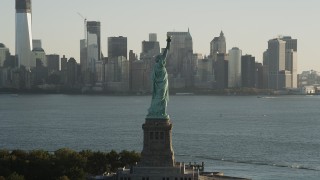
top-left (139, 118), bottom-right (175, 167)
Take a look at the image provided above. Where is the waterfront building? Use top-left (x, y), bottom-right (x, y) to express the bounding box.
top-left (194, 54), bottom-right (215, 88)
top-left (106, 56), bottom-right (129, 92)
top-left (266, 38), bottom-right (286, 90)
top-left (298, 70), bottom-right (320, 88)
top-left (141, 40), bottom-right (160, 59)
top-left (46, 54), bottom-right (60, 73)
top-left (108, 36), bottom-right (128, 59)
top-left (15, 0), bottom-right (33, 70)
top-left (282, 36), bottom-right (298, 88)
top-left (131, 34), bottom-right (161, 93)
top-left (80, 39), bottom-right (87, 73)
top-left (32, 39), bottom-right (42, 49)
top-left (241, 55), bottom-right (256, 88)
top-left (32, 47), bottom-right (46, 67)
top-left (228, 47), bottom-right (242, 88)
top-left (95, 60), bottom-right (105, 86)
top-left (279, 70), bottom-right (292, 89)
top-left (210, 31), bottom-right (226, 56)
top-left (34, 58), bottom-right (48, 86)
top-left (255, 63), bottom-right (264, 89)
top-left (61, 55), bottom-right (67, 72)
top-left (282, 36), bottom-right (297, 52)
top-left (86, 21), bottom-right (101, 83)
top-left (149, 33), bottom-right (157, 42)
top-left (167, 30), bottom-right (193, 88)
top-left (214, 53), bottom-right (228, 89)
top-left (61, 55), bottom-right (68, 84)
top-left (210, 31), bottom-right (227, 86)
top-left (0, 43), bottom-right (10, 67)
top-left (66, 57), bottom-right (78, 87)
top-left (285, 49), bottom-right (297, 88)
top-left (264, 36), bottom-right (297, 90)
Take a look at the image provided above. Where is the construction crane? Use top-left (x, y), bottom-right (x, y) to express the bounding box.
top-left (77, 12), bottom-right (87, 40)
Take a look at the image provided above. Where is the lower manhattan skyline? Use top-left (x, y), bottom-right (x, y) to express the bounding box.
top-left (1, 0), bottom-right (320, 73)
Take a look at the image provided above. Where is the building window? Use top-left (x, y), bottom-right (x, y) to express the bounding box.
top-left (160, 132), bottom-right (164, 140)
top-left (150, 132), bottom-right (154, 140)
top-left (155, 132), bottom-right (159, 140)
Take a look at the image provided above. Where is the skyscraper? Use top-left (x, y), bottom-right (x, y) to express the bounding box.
top-left (214, 53), bottom-right (228, 89)
top-left (32, 39), bottom-right (41, 49)
top-left (282, 36), bottom-right (298, 88)
top-left (228, 47), bottom-right (242, 88)
top-left (167, 30), bottom-right (193, 75)
top-left (15, 0), bottom-right (33, 70)
top-left (210, 31), bottom-right (227, 89)
top-left (86, 21), bottom-right (101, 74)
top-left (80, 39), bottom-right (87, 73)
top-left (141, 34), bottom-right (160, 59)
top-left (149, 33), bottom-right (157, 42)
top-left (46, 54), bottom-right (60, 73)
top-left (32, 47), bottom-right (46, 67)
top-left (266, 38), bottom-right (286, 89)
top-left (167, 30), bottom-right (193, 88)
top-left (0, 43), bottom-right (10, 67)
top-left (285, 49), bottom-right (297, 88)
top-left (264, 36), bottom-right (297, 90)
top-left (241, 55), bottom-right (256, 88)
top-left (210, 31), bottom-right (226, 56)
top-left (108, 36), bottom-right (128, 59)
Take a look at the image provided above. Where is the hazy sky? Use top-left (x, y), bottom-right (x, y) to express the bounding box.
top-left (1, 0), bottom-right (320, 73)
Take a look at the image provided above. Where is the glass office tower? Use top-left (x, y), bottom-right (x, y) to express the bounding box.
top-left (16, 0), bottom-right (33, 69)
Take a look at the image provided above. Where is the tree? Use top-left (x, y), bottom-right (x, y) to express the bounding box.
top-left (6, 172), bottom-right (25, 180)
top-left (54, 148), bottom-right (86, 180)
top-left (24, 150), bottom-right (53, 180)
top-left (86, 151), bottom-right (109, 175)
top-left (10, 150), bottom-right (28, 176)
top-left (106, 150), bottom-right (121, 172)
top-left (56, 176), bottom-right (70, 180)
top-left (119, 150), bottom-right (140, 167)
top-left (0, 149), bottom-right (10, 176)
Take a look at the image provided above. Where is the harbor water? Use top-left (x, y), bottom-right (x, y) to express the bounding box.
top-left (0, 94), bottom-right (319, 179)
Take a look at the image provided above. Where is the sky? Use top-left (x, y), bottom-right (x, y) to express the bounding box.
top-left (1, 0), bottom-right (320, 73)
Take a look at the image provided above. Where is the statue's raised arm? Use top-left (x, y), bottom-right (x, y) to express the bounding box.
top-left (146, 36), bottom-right (172, 120)
top-left (164, 35), bottom-right (171, 54)
top-left (158, 36), bottom-right (172, 65)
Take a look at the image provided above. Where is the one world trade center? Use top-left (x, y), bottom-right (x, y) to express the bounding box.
top-left (15, 0), bottom-right (33, 70)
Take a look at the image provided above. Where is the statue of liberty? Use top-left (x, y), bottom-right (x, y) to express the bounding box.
top-left (146, 36), bottom-right (171, 119)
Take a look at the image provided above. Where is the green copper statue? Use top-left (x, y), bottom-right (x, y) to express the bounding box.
top-left (146, 36), bottom-right (172, 119)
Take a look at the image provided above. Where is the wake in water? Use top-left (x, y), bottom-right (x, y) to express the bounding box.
top-left (175, 154), bottom-right (320, 172)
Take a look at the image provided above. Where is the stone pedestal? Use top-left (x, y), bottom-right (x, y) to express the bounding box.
top-left (139, 118), bottom-right (175, 167)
